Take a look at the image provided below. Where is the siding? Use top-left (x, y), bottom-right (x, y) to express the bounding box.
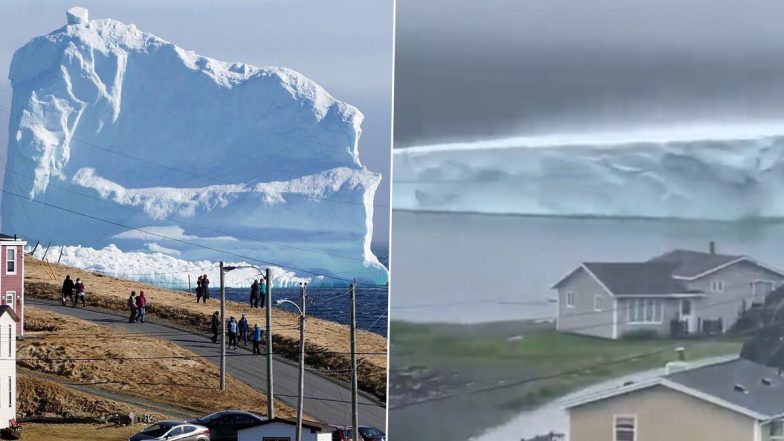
top-left (0, 245), bottom-right (23, 337)
top-left (556, 268), bottom-right (614, 339)
top-left (688, 261), bottom-right (784, 331)
top-left (238, 423), bottom-right (331, 441)
top-left (570, 385), bottom-right (754, 441)
top-left (615, 297), bottom-right (680, 337)
top-left (0, 313), bottom-right (16, 429)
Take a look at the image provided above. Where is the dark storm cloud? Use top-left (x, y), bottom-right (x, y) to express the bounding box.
top-left (394, 0), bottom-right (784, 146)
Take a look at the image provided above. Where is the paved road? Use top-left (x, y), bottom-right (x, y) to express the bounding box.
top-left (29, 300), bottom-right (386, 430)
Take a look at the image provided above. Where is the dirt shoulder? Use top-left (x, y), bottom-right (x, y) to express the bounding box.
top-left (21, 306), bottom-right (295, 418)
top-left (25, 256), bottom-right (387, 400)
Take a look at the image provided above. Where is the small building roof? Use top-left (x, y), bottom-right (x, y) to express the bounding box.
top-left (648, 249), bottom-right (742, 279)
top-left (0, 305), bottom-right (19, 322)
top-left (0, 234), bottom-right (19, 241)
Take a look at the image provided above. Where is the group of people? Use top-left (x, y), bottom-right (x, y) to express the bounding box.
top-left (249, 276), bottom-right (268, 308)
top-left (127, 290), bottom-right (148, 323)
top-left (210, 311), bottom-right (265, 354)
top-left (60, 275), bottom-right (86, 308)
top-left (195, 274), bottom-right (210, 303)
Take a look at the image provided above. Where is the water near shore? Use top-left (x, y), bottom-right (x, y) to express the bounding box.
top-left (391, 210), bottom-right (784, 324)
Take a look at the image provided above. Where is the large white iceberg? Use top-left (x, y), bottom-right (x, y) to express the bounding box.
top-left (4, 8), bottom-right (387, 284)
top-left (393, 125), bottom-right (784, 220)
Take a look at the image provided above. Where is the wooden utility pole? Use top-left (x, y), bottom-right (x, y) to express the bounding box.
top-left (350, 280), bottom-right (359, 441)
top-left (220, 262), bottom-right (226, 391)
top-left (266, 267), bottom-right (274, 419)
top-left (296, 282), bottom-right (307, 441)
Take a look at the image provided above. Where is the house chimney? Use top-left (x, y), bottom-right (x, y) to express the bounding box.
top-left (709, 241), bottom-right (716, 255)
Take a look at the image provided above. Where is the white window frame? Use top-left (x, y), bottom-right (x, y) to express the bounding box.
top-left (7, 325), bottom-right (10, 359)
top-left (711, 279), bottom-right (725, 293)
top-left (627, 299), bottom-right (663, 324)
top-left (613, 414), bottom-right (637, 441)
top-left (5, 247), bottom-right (15, 275)
top-left (565, 291), bottom-right (575, 308)
top-left (594, 294), bottom-right (603, 311)
top-left (5, 292), bottom-right (14, 311)
top-left (771, 420), bottom-right (784, 440)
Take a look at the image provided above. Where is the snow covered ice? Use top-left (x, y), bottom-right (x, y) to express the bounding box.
top-left (4, 8), bottom-right (387, 285)
top-left (393, 124), bottom-right (784, 221)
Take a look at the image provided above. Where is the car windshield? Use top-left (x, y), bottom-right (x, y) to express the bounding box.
top-left (359, 427), bottom-right (384, 437)
top-left (142, 424), bottom-right (172, 437)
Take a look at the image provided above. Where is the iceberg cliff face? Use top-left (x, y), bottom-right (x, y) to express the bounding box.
top-left (393, 126), bottom-right (784, 221)
top-left (5, 9), bottom-right (386, 284)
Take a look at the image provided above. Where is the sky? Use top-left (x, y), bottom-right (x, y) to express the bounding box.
top-left (394, 0), bottom-right (784, 147)
top-left (0, 0), bottom-right (393, 243)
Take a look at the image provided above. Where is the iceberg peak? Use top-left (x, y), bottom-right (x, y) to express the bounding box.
top-left (66, 7), bottom-right (89, 26)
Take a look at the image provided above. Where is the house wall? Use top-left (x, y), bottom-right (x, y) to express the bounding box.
top-left (556, 268), bottom-right (615, 339)
top-left (569, 385), bottom-right (754, 441)
top-left (0, 243), bottom-right (24, 337)
top-left (238, 423), bottom-right (330, 441)
top-left (615, 297), bottom-right (681, 338)
top-left (0, 313), bottom-right (16, 429)
top-left (687, 261), bottom-right (784, 331)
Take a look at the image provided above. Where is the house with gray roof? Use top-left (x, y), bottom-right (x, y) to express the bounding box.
top-left (566, 358), bottom-right (784, 441)
top-left (552, 243), bottom-right (784, 339)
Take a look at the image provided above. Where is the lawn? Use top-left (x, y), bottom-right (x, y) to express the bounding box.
top-left (389, 320), bottom-right (743, 441)
top-left (23, 423), bottom-right (141, 441)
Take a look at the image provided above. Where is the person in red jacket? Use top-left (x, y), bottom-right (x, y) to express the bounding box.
top-left (136, 290), bottom-right (147, 323)
top-left (73, 278), bottom-right (86, 308)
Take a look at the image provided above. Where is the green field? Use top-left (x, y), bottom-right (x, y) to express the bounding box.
top-left (389, 320), bottom-right (743, 441)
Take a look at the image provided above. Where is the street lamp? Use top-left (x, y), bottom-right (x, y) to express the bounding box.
top-left (223, 264), bottom-right (275, 420)
top-left (276, 282), bottom-right (307, 441)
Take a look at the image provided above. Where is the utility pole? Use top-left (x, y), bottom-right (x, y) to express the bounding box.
top-left (220, 262), bottom-right (226, 391)
top-left (350, 280), bottom-right (359, 441)
top-left (296, 282), bottom-right (307, 441)
top-left (265, 267), bottom-right (274, 420)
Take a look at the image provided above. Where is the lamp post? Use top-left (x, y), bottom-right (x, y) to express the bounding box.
top-left (222, 264), bottom-right (274, 419)
top-left (276, 282), bottom-right (307, 441)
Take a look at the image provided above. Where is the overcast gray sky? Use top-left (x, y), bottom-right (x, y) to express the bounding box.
top-left (0, 0), bottom-right (393, 243)
top-left (395, 0), bottom-right (784, 147)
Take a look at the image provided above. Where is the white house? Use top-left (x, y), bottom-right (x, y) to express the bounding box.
top-left (238, 418), bottom-right (333, 441)
top-left (0, 306), bottom-right (19, 430)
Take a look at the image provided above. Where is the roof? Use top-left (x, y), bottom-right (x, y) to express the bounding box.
top-left (567, 358), bottom-right (784, 420)
top-left (582, 262), bottom-right (690, 295)
top-left (240, 417), bottom-right (333, 433)
top-left (0, 234), bottom-right (21, 241)
top-left (648, 249), bottom-right (742, 279)
top-left (0, 306), bottom-right (20, 322)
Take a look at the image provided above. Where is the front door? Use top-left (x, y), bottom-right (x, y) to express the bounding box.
top-left (680, 299), bottom-right (697, 334)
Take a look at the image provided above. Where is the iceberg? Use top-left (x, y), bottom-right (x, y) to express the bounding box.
top-left (393, 125), bottom-right (784, 221)
top-left (4, 8), bottom-right (387, 284)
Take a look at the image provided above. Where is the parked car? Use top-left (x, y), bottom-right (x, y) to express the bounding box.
top-left (331, 425), bottom-right (386, 441)
top-left (189, 410), bottom-right (265, 441)
top-left (129, 421), bottom-right (210, 441)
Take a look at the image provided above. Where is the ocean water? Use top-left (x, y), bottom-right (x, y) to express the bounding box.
top-left (391, 210), bottom-right (784, 323)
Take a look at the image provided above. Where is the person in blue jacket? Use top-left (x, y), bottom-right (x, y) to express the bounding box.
top-left (252, 323), bottom-right (264, 355)
top-left (227, 316), bottom-right (238, 349)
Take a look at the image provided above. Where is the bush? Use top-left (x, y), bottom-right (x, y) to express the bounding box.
top-left (621, 329), bottom-right (660, 340)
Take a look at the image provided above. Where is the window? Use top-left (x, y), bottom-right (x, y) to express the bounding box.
top-left (167, 427), bottom-right (184, 437)
top-left (8, 376), bottom-right (11, 408)
top-left (565, 291), bottom-right (575, 308)
top-left (614, 415), bottom-right (636, 441)
top-left (5, 292), bottom-right (14, 311)
top-left (627, 299), bottom-right (663, 324)
top-left (771, 420), bottom-right (784, 440)
top-left (5, 248), bottom-right (14, 275)
top-left (7, 325), bottom-right (11, 358)
top-left (711, 280), bottom-right (725, 292)
top-left (594, 294), bottom-right (603, 311)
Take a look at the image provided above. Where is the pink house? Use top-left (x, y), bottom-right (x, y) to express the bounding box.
top-left (0, 235), bottom-right (24, 336)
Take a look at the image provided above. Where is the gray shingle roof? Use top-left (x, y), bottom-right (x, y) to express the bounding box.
top-left (583, 262), bottom-right (691, 295)
top-left (648, 249), bottom-right (741, 278)
top-left (666, 358), bottom-right (784, 417)
top-left (0, 234), bottom-right (16, 240)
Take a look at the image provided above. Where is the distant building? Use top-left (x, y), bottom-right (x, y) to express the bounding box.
top-left (0, 235), bottom-right (25, 337)
top-left (237, 417), bottom-right (333, 441)
top-left (566, 358), bottom-right (784, 441)
top-left (0, 306), bottom-right (19, 431)
top-left (552, 243), bottom-right (784, 339)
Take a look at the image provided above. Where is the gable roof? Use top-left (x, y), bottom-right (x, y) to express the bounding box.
top-left (582, 262), bottom-right (690, 295)
top-left (648, 249), bottom-right (742, 278)
top-left (0, 306), bottom-right (19, 322)
top-left (566, 358), bottom-right (784, 420)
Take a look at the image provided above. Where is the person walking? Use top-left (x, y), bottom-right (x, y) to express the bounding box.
top-left (210, 311), bottom-right (220, 343)
top-left (238, 314), bottom-right (249, 346)
top-left (136, 290), bottom-right (147, 323)
top-left (202, 274), bottom-right (210, 301)
top-left (227, 316), bottom-right (238, 349)
top-left (252, 324), bottom-right (263, 355)
top-left (196, 276), bottom-right (203, 303)
top-left (73, 278), bottom-right (85, 308)
top-left (127, 291), bottom-right (138, 323)
top-left (249, 280), bottom-right (259, 308)
top-left (61, 275), bottom-right (74, 306)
